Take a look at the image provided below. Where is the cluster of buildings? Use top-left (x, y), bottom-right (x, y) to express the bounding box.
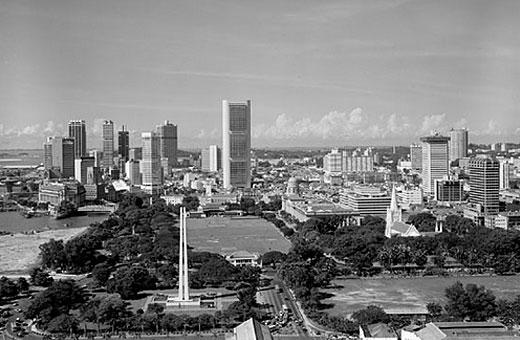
top-left (38, 100), bottom-right (252, 209)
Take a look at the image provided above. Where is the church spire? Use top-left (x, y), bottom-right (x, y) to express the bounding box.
top-left (390, 184), bottom-right (398, 211)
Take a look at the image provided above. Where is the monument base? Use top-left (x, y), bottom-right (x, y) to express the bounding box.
top-left (166, 296), bottom-right (201, 307)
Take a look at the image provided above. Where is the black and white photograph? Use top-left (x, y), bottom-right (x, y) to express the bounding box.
top-left (1, 1), bottom-right (520, 339)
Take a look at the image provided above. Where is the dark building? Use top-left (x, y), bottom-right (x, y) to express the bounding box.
top-left (118, 125), bottom-right (130, 161)
top-left (469, 156), bottom-right (499, 215)
top-left (68, 120), bottom-right (87, 158)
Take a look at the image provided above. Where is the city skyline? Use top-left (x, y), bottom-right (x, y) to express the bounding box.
top-left (1, 0), bottom-right (520, 149)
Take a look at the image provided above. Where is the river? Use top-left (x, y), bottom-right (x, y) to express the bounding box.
top-left (0, 211), bottom-right (107, 234)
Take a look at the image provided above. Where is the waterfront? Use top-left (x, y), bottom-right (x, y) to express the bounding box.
top-left (0, 212), bottom-right (107, 274)
top-left (0, 211), bottom-right (106, 233)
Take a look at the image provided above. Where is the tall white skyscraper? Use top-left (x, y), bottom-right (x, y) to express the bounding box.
top-left (449, 128), bottom-right (468, 163)
top-left (222, 100), bottom-right (251, 189)
top-left (156, 121), bottom-right (178, 168)
top-left (102, 120), bottom-right (114, 168)
top-left (141, 132), bottom-right (163, 194)
top-left (421, 134), bottom-right (450, 195)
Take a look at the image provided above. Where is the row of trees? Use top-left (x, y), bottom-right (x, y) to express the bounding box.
top-left (0, 276), bottom-right (29, 300)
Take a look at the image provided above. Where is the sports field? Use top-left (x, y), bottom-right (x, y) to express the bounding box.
top-left (186, 216), bottom-right (292, 256)
top-left (322, 275), bottom-right (520, 316)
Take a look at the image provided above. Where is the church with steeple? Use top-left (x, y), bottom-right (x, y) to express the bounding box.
top-left (385, 185), bottom-right (421, 238)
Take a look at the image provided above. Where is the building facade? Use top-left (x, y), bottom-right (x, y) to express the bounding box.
top-left (118, 125), bottom-right (130, 162)
top-left (68, 120), bottom-right (87, 159)
top-left (48, 136), bottom-right (75, 178)
top-left (434, 178), bottom-right (464, 203)
top-left (410, 144), bottom-right (422, 171)
top-left (74, 156), bottom-right (95, 184)
top-left (469, 156), bottom-right (499, 216)
top-left (141, 132), bottom-right (163, 194)
top-left (421, 135), bottom-right (450, 196)
top-left (201, 145), bottom-right (221, 172)
top-left (449, 128), bottom-right (468, 163)
top-left (102, 120), bottom-right (114, 168)
top-left (222, 100), bottom-right (251, 189)
top-left (156, 120), bottom-right (178, 168)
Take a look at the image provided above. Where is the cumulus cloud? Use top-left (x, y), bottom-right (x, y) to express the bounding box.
top-left (420, 114), bottom-right (446, 134)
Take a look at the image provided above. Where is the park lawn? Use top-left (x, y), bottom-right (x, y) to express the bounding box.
top-left (322, 275), bottom-right (520, 317)
top-left (186, 216), bottom-right (291, 256)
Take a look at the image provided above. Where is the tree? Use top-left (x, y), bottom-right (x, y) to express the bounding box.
top-left (25, 280), bottom-right (87, 328)
top-left (261, 251), bottom-right (287, 267)
top-left (0, 276), bottom-right (19, 299)
top-left (182, 196), bottom-right (200, 211)
top-left (17, 277), bottom-right (30, 292)
top-left (445, 282), bottom-right (497, 321)
top-left (29, 267), bottom-right (54, 287)
top-left (426, 302), bottom-right (443, 320)
top-left (39, 239), bottom-right (67, 270)
top-left (496, 295), bottom-right (520, 327)
top-left (92, 262), bottom-right (113, 287)
top-left (351, 305), bottom-right (389, 325)
top-left (97, 295), bottom-right (132, 331)
top-left (107, 265), bottom-right (156, 299)
top-left (46, 314), bottom-right (79, 334)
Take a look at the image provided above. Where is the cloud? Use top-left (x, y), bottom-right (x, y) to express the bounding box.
top-left (420, 114), bottom-right (446, 134)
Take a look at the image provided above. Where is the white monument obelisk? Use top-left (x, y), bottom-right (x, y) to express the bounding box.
top-left (177, 206), bottom-right (190, 301)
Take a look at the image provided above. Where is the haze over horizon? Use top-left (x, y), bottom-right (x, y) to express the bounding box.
top-left (1, 0), bottom-right (519, 149)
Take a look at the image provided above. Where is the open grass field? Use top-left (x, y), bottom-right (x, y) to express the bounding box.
top-left (186, 216), bottom-right (292, 256)
top-left (322, 275), bottom-right (520, 316)
top-left (0, 227), bottom-right (87, 274)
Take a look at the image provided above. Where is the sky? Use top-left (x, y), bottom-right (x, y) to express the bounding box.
top-left (1, 0), bottom-right (519, 149)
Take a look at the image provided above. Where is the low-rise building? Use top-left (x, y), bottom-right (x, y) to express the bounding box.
top-left (283, 195), bottom-right (360, 223)
top-left (38, 181), bottom-right (86, 207)
top-left (495, 211), bottom-right (520, 230)
top-left (401, 321), bottom-right (518, 340)
top-left (340, 185), bottom-right (391, 216)
top-left (360, 323), bottom-right (398, 340)
top-left (225, 251), bottom-right (261, 267)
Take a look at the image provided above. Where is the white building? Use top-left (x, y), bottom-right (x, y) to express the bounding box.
top-left (125, 159), bottom-right (141, 185)
top-left (141, 132), bottom-right (163, 194)
top-left (225, 251), bottom-right (261, 267)
top-left (449, 128), bottom-right (468, 163)
top-left (201, 145), bottom-right (220, 172)
top-left (421, 134), bottom-right (450, 196)
top-left (74, 157), bottom-right (95, 184)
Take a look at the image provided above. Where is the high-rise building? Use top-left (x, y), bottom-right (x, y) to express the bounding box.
top-left (129, 147), bottom-right (142, 161)
top-left (222, 100), bottom-right (251, 189)
top-left (499, 160), bottom-right (512, 190)
top-left (68, 120), bottom-right (87, 158)
top-left (201, 145), bottom-right (220, 172)
top-left (421, 134), bottom-right (450, 195)
top-left (102, 120), bottom-right (114, 168)
top-left (118, 125), bottom-right (130, 162)
top-left (469, 156), bottom-right (499, 216)
top-left (89, 149), bottom-right (103, 168)
top-left (156, 121), bottom-right (178, 168)
top-left (449, 128), bottom-right (468, 163)
top-left (74, 156), bottom-right (95, 184)
top-left (410, 144), bottom-right (422, 171)
top-left (125, 159), bottom-right (141, 185)
top-left (49, 136), bottom-right (75, 178)
top-left (141, 132), bottom-right (163, 194)
top-left (324, 149), bottom-right (342, 173)
top-left (43, 137), bottom-right (53, 169)
top-left (434, 178), bottom-right (463, 202)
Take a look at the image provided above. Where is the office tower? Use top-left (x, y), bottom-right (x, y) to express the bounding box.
top-left (469, 156), bottom-right (499, 215)
top-left (141, 132), bottom-right (163, 194)
top-left (410, 144), bottom-right (422, 171)
top-left (49, 136), bottom-right (75, 178)
top-left (156, 121), bottom-right (178, 168)
top-left (342, 152), bottom-right (374, 172)
top-left (434, 178), bottom-right (463, 202)
top-left (449, 128), bottom-right (468, 163)
top-left (324, 149), bottom-right (342, 173)
top-left (68, 120), bottom-right (87, 158)
top-left (201, 145), bottom-right (220, 172)
top-left (129, 147), bottom-right (142, 161)
top-left (89, 149), bottom-right (103, 168)
top-left (499, 160), bottom-right (512, 190)
top-left (102, 120), bottom-right (114, 168)
top-left (420, 134), bottom-right (450, 195)
top-left (222, 100), bottom-right (251, 189)
top-left (43, 137), bottom-right (53, 169)
top-left (74, 156), bottom-right (95, 184)
top-left (118, 125), bottom-right (130, 162)
top-left (86, 166), bottom-right (101, 185)
top-left (125, 159), bottom-right (141, 185)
